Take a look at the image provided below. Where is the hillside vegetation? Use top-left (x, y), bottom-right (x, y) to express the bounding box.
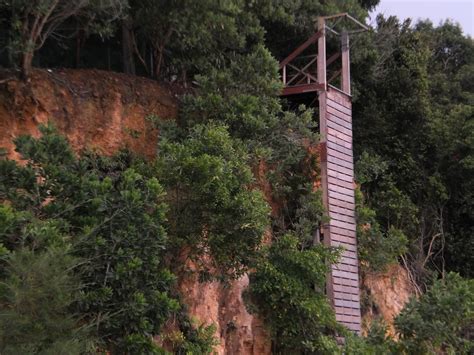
top-left (0, 1), bottom-right (473, 354)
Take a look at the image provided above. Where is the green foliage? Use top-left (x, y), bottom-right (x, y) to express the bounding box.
top-left (0, 125), bottom-right (180, 353)
top-left (168, 17), bottom-right (344, 351)
top-left (343, 321), bottom-right (396, 354)
top-left (180, 45), bottom-right (282, 146)
top-left (346, 273), bottom-right (473, 354)
top-left (0, 237), bottom-right (95, 354)
top-left (355, 186), bottom-right (408, 272)
top-left (167, 321), bottom-right (218, 355)
top-left (157, 122), bottom-right (270, 280)
top-left (352, 18), bottom-right (474, 278)
top-left (246, 187), bottom-right (341, 353)
top-left (130, 0), bottom-right (263, 77)
top-left (395, 273), bottom-right (474, 354)
top-left (248, 234), bottom-right (342, 354)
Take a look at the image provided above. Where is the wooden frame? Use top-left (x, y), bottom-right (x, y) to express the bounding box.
top-left (278, 14), bottom-right (369, 334)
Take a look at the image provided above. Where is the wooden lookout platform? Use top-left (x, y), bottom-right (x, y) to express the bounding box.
top-left (279, 13), bottom-right (368, 333)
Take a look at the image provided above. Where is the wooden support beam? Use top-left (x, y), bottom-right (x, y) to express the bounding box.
top-left (281, 83), bottom-right (325, 96)
top-left (341, 31), bottom-right (351, 95)
top-left (328, 69), bottom-right (342, 84)
top-left (326, 52), bottom-right (341, 67)
top-left (279, 30), bottom-right (323, 68)
top-left (286, 58), bottom-right (318, 85)
top-left (317, 17), bottom-right (327, 89)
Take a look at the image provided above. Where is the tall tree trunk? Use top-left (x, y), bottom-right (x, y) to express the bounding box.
top-left (21, 50), bottom-right (34, 79)
top-left (122, 19), bottom-right (135, 75)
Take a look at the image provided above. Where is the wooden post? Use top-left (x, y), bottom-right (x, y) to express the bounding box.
top-left (341, 31), bottom-right (350, 95)
top-left (317, 17), bottom-right (327, 90)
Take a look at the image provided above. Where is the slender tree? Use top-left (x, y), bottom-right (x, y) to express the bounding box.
top-left (1, 0), bottom-right (127, 78)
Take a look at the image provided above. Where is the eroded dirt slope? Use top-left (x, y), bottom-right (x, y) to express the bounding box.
top-left (0, 69), bottom-right (176, 159)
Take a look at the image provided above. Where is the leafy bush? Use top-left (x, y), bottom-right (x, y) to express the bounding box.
top-left (0, 230), bottom-right (95, 354)
top-left (0, 125), bottom-right (180, 353)
top-left (395, 272), bottom-right (474, 354)
top-left (347, 273), bottom-right (473, 354)
top-left (157, 122), bottom-right (270, 280)
top-left (247, 234), bottom-right (341, 353)
top-left (356, 187), bottom-right (408, 271)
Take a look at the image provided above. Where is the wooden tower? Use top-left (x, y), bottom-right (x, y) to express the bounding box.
top-left (279, 13), bottom-right (368, 333)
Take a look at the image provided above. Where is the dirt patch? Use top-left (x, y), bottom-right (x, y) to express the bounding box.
top-left (0, 68), bottom-right (177, 159)
top-left (361, 264), bottom-right (415, 337)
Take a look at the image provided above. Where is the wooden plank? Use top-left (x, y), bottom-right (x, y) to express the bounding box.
top-left (328, 168), bottom-right (353, 183)
top-left (341, 249), bottom-right (358, 260)
top-left (326, 51), bottom-right (341, 67)
top-left (336, 309), bottom-right (361, 318)
top-left (332, 277), bottom-right (359, 288)
top-left (334, 292), bottom-right (360, 303)
top-left (334, 263), bottom-right (358, 273)
top-left (334, 299), bottom-right (360, 310)
top-left (281, 83), bottom-right (325, 96)
top-left (328, 85), bottom-right (351, 102)
top-left (327, 98), bottom-right (352, 116)
top-left (327, 134), bottom-right (352, 150)
top-left (328, 183), bottom-right (354, 197)
top-left (332, 241), bottom-right (357, 252)
top-left (328, 161), bottom-right (353, 176)
top-left (328, 190), bottom-right (354, 204)
top-left (333, 284), bottom-right (360, 294)
top-left (336, 315), bottom-right (361, 326)
top-left (327, 159), bottom-right (354, 173)
top-left (327, 147), bottom-right (353, 163)
top-left (341, 31), bottom-right (351, 95)
top-left (330, 219), bottom-right (356, 231)
top-left (328, 192), bottom-right (353, 205)
top-left (327, 105), bottom-right (352, 123)
top-left (327, 154), bottom-right (353, 169)
top-left (331, 234), bottom-right (356, 246)
top-left (330, 225), bottom-right (356, 237)
top-left (337, 257), bottom-right (358, 267)
top-left (327, 119), bottom-right (353, 137)
top-left (334, 298), bottom-right (360, 308)
top-left (334, 292), bottom-right (360, 302)
top-left (328, 198), bottom-right (355, 212)
top-left (327, 141), bottom-right (353, 157)
top-left (317, 17), bottom-right (326, 88)
top-left (329, 203), bottom-right (355, 217)
top-left (326, 112), bottom-right (352, 131)
top-left (339, 255), bottom-right (358, 264)
top-left (328, 176), bottom-right (354, 190)
top-left (328, 127), bottom-right (352, 144)
top-left (330, 212), bottom-right (355, 225)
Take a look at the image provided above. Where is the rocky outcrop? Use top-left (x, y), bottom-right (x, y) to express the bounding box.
top-left (361, 264), bottom-right (415, 336)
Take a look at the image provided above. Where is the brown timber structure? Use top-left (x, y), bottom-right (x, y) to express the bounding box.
top-left (279, 13), bottom-right (368, 333)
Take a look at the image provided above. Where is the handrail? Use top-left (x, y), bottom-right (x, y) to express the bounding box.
top-left (279, 30), bottom-right (323, 68)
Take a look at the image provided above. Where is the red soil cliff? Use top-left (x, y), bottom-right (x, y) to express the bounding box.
top-left (0, 68), bottom-right (270, 354)
top-left (0, 69), bottom-right (412, 352)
